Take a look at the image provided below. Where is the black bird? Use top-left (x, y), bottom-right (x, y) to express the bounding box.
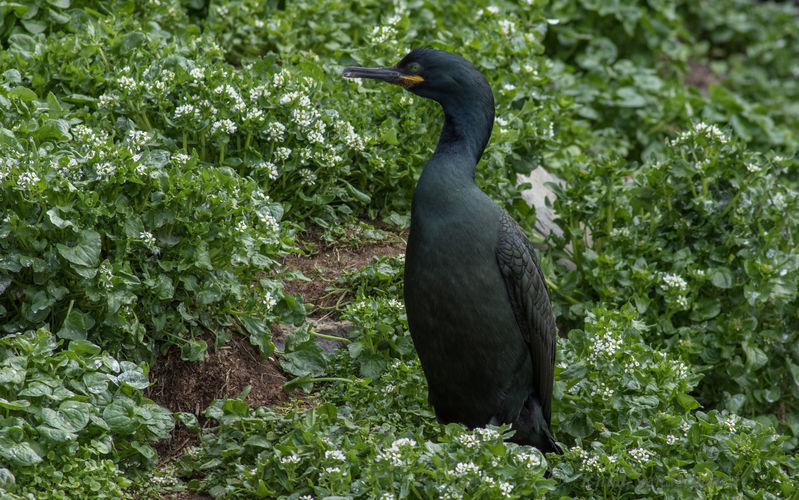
top-left (343, 48), bottom-right (561, 454)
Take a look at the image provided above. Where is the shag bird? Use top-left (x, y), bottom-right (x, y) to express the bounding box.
top-left (343, 48), bottom-right (561, 454)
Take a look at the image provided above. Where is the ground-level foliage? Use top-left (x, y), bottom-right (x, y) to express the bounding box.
top-left (0, 0), bottom-right (798, 498)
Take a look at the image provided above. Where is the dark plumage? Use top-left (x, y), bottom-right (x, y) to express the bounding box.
top-left (343, 48), bottom-right (561, 454)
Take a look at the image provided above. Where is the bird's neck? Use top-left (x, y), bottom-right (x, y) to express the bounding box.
top-left (427, 96), bottom-right (494, 182)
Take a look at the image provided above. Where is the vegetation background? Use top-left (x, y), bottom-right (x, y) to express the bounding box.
top-left (0, 0), bottom-right (798, 498)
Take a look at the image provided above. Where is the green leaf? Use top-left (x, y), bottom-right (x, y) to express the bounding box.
top-left (118, 369), bottom-right (150, 390)
top-left (180, 339), bottom-right (207, 361)
top-left (0, 438), bottom-right (42, 466)
top-left (0, 398), bottom-right (30, 410)
top-left (742, 341), bottom-right (768, 370)
top-left (21, 19), bottom-right (47, 34)
top-left (69, 339), bottom-right (101, 355)
top-left (47, 208), bottom-right (76, 229)
top-left (37, 425), bottom-right (77, 443)
top-left (115, 31), bottom-right (147, 54)
top-left (57, 229), bottom-right (101, 268)
top-left (0, 468), bottom-right (15, 490)
top-left (176, 412), bottom-right (200, 433)
top-left (343, 181), bottom-right (371, 204)
top-left (35, 119), bottom-right (71, 141)
top-left (690, 297), bottom-right (721, 321)
top-left (709, 267), bottom-right (734, 289)
top-left (615, 86), bottom-right (647, 107)
top-left (279, 339), bottom-right (327, 377)
top-left (10, 86), bottom-right (37, 101)
top-left (282, 373), bottom-right (315, 393)
top-left (102, 398), bottom-right (137, 435)
top-left (677, 394), bottom-right (700, 411)
top-left (240, 315), bottom-right (274, 357)
top-left (47, 0), bottom-right (71, 8)
top-left (59, 400), bottom-right (91, 431)
top-left (57, 309), bottom-right (95, 340)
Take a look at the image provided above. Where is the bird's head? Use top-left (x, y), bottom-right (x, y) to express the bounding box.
top-left (342, 47), bottom-right (493, 109)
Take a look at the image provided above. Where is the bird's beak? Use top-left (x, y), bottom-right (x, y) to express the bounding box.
top-left (342, 65), bottom-right (423, 89)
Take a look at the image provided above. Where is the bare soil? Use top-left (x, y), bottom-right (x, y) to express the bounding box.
top-left (146, 334), bottom-right (299, 462)
top-left (280, 225), bottom-right (406, 316)
top-left (685, 59), bottom-right (723, 96)
top-left (147, 225), bottom-right (407, 467)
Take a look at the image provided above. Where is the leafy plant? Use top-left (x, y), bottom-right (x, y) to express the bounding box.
top-left (0, 328), bottom-right (172, 498)
top-left (548, 123), bottom-right (799, 441)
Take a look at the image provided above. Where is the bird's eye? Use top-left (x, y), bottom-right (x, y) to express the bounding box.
top-left (409, 62), bottom-right (421, 74)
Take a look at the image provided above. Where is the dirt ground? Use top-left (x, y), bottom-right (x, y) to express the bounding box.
top-left (146, 224), bottom-right (407, 469)
top-left (281, 225), bottom-right (406, 316)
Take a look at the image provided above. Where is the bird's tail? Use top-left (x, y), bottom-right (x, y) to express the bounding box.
top-left (508, 392), bottom-right (562, 455)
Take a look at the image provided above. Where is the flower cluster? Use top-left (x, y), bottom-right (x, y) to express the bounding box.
top-left (628, 447), bottom-right (653, 464)
top-left (670, 121), bottom-right (729, 146)
top-left (586, 325), bottom-right (623, 366)
top-left (279, 454), bottom-right (300, 465)
top-left (515, 450), bottom-right (542, 469)
top-left (375, 438), bottom-right (416, 468)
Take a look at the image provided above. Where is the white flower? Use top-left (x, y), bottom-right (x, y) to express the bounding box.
top-left (474, 427), bottom-right (499, 441)
top-left (174, 104), bottom-right (200, 120)
top-left (451, 461), bottom-right (479, 477)
top-left (173, 153), bottom-right (190, 165)
top-left (387, 298), bottom-right (403, 310)
top-left (280, 454), bottom-right (300, 464)
top-left (127, 130), bottom-right (151, 150)
top-left (211, 119), bottom-right (237, 135)
top-left (118, 75), bottom-right (138, 92)
top-left (498, 481), bottom-right (513, 498)
top-left (275, 146), bottom-right (291, 161)
top-left (498, 19), bottom-right (516, 35)
top-left (236, 220), bottom-right (248, 232)
top-left (746, 163), bottom-right (761, 173)
top-left (266, 122), bottom-right (286, 142)
top-left (299, 168), bottom-right (316, 187)
top-left (660, 273), bottom-right (688, 291)
top-left (245, 108), bottom-right (264, 122)
top-left (391, 438), bottom-right (416, 449)
top-left (254, 19), bottom-right (264, 28)
top-left (369, 25), bottom-right (397, 44)
top-left (325, 450), bottom-right (346, 461)
top-left (249, 84), bottom-right (270, 101)
top-left (140, 231), bottom-right (157, 253)
top-left (516, 451), bottom-right (542, 469)
top-left (376, 448), bottom-right (402, 467)
top-left (455, 433), bottom-right (478, 448)
top-left (322, 466), bottom-right (341, 475)
top-left (272, 69), bottom-right (290, 88)
top-left (665, 434), bottom-right (678, 445)
top-left (17, 171), bottom-right (40, 189)
top-left (190, 67), bottom-right (205, 82)
top-left (624, 359), bottom-right (641, 374)
top-left (291, 108), bottom-right (319, 128)
top-left (95, 162), bottom-right (116, 182)
top-left (258, 161), bottom-right (278, 180)
top-left (258, 211), bottom-right (279, 232)
top-left (98, 93), bottom-right (119, 108)
top-left (629, 447), bottom-right (652, 464)
top-left (590, 382), bottom-right (614, 399)
top-left (723, 415), bottom-right (738, 433)
top-left (587, 326), bottom-right (622, 366)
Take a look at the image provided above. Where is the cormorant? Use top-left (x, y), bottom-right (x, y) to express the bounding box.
top-left (343, 48), bottom-right (561, 454)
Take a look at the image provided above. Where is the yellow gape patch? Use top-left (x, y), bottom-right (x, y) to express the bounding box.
top-left (399, 75), bottom-right (424, 88)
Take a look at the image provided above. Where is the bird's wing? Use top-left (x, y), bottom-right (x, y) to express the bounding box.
top-left (495, 211), bottom-right (557, 425)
